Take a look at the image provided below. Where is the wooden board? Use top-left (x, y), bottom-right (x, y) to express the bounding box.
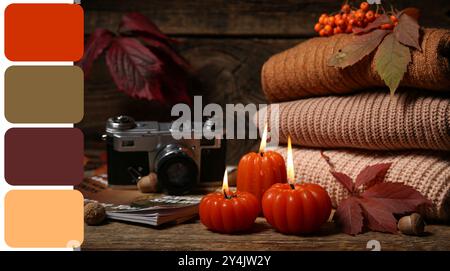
top-left (78, 38), bottom-right (302, 164)
top-left (83, 0), bottom-right (450, 37)
top-left (82, 218), bottom-right (450, 251)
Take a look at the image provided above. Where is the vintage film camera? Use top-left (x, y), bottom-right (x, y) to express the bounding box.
top-left (105, 116), bottom-right (226, 195)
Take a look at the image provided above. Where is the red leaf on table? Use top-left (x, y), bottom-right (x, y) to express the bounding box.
top-left (335, 197), bottom-right (364, 235)
top-left (329, 29), bottom-right (390, 68)
top-left (105, 37), bottom-right (164, 102)
top-left (330, 171), bottom-right (354, 193)
top-left (358, 198), bottom-right (398, 233)
top-left (353, 14), bottom-right (391, 34)
top-left (394, 13), bottom-right (421, 51)
top-left (354, 163), bottom-right (392, 188)
top-left (361, 182), bottom-right (431, 214)
top-left (140, 37), bottom-right (190, 70)
top-left (76, 29), bottom-right (114, 78)
top-left (119, 12), bottom-right (173, 42)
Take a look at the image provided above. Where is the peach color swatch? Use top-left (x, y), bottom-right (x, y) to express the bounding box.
top-left (5, 190), bottom-right (84, 248)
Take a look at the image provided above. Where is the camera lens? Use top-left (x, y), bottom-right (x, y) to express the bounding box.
top-left (155, 145), bottom-right (198, 195)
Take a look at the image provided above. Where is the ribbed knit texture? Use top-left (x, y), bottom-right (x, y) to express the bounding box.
top-left (262, 28), bottom-right (450, 102)
top-left (257, 90), bottom-right (450, 151)
top-left (273, 147), bottom-right (450, 221)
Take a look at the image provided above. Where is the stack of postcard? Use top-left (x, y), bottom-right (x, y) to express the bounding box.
top-left (78, 174), bottom-right (201, 226)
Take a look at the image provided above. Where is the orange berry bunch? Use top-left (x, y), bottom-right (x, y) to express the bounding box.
top-left (315, 2), bottom-right (387, 37)
top-left (380, 15), bottom-right (399, 30)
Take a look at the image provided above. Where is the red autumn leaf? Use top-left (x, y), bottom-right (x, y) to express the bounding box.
top-left (354, 162), bottom-right (392, 188)
top-left (329, 29), bottom-right (390, 68)
top-left (394, 13), bottom-right (421, 51)
top-left (353, 14), bottom-right (391, 34)
top-left (358, 198), bottom-right (398, 233)
top-left (140, 37), bottom-right (190, 70)
top-left (323, 155), bottom-right (431, 235)
top-left (105, 37), bottom-right (164, 101)
top-left (119, 12), bottom-right (173, 43)
top-left (335, 197), bottom-right (364, 235)
top-left (361, 182), bottom-right (431, 214)
top-left (76, 29), bottom-right (114, 78)
top-left (330, 171), bottom-right (354, 193)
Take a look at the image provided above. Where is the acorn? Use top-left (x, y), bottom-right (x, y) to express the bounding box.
top-left (397, 213), bottom-right (425, 236)
top-left (137, 172), bottom-right (158, 193)
top-left (84, 202), bottom-right (106, 226)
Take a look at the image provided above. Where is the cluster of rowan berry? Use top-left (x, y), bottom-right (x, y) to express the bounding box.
top-left (314, 2), bottom-right (399, 37)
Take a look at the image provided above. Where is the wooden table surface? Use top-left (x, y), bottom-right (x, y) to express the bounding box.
top-left (82, 217), bottom-right (450, 251)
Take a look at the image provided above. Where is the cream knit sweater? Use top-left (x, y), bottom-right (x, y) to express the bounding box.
top-left (258, 90), bottom-right (450, 151)
top-left (274, 147), bottom-right (450, 221)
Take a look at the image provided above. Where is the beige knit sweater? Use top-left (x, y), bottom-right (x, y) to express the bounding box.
top-left (262, 28), bottom-right (450, 102)
top-left (257, 90), bottom-right (450, 151)
top-left (273, 147), bottom-right (450, 221)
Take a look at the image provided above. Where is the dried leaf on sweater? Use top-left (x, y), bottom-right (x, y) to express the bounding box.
top-left (361, 182), bottom-right (432, 214)
top-left (394, 13), bottom-right (421, 51)
top-left (322, 156), bottom-right (431, 235)
top-left (329, 29), bottom-right (390, 68)
top-left (374, 33), bottom-right (411, 96)
top-left (330, 171), bottom-right (354, 193)
top-left (355, 163), bottom-right (392, 188)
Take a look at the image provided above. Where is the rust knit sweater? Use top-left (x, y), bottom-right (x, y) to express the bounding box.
top-left (273, 147), bottom-right (450, 221)
top-left (257, 90), bottom-right (450, 151)
top-left (262, 28), bottom-right (450, 102)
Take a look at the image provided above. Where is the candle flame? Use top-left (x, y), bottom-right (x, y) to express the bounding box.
top-left (222, 169), bottom-right (230, 196)
top-left (259, 124), bottom-right (268, 153)
top-left (287, 136), bottom-right (295, 185)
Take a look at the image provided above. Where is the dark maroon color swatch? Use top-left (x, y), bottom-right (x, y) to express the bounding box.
top-left (5, 128), bottom-right (84, 185)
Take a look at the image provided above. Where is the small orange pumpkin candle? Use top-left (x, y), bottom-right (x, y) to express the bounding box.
top-left (237, 126), bottom-right (287, 205)
top-left (262, 136), bottom-right (332, 234)
top-left (199, 170), bottom-right (259, 234)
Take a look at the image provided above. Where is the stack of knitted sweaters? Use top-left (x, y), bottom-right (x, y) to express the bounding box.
top-left (257, 28), bottom-right (450, 221)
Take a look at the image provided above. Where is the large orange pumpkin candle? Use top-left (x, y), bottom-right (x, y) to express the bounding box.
top-left (199, 170), bottom-right (259, 234)
top-left (237, 126), bottom-right (287, 205)
top-left (262, 136), bottom-right (332, 234)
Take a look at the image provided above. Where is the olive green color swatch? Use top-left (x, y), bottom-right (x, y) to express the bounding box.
top-left (5, 66), bottom-right (84, 123)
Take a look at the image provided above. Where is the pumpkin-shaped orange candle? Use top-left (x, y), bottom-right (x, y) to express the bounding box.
top-left (199, 170), bottom-right (259, 234)
top-left (237, 126), bottom-right (287, 205)
top-left (262, 136), bottom-right (332, 234)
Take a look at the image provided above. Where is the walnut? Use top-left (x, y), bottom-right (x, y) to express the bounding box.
top-left (84, 202), bottom-right (106, 226)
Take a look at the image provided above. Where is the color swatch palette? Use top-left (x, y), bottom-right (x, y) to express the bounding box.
top-left (5, 3), bottom-right (84, 61)
top-left (3, 2), bottom-right (85, 249)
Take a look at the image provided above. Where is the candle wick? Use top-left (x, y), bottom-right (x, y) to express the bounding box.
top-left (290, 183), bottom-right (295, 190)
top-left (260, 152), bottom-right (264, 157)
top-left (223, 189), bottom-right (232, 199)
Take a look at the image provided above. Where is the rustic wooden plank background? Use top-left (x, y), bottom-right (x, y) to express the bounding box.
top-left (78, 0), bottom-right (450, 164)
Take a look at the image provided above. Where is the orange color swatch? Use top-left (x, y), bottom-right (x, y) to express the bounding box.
top-left (5, 4), bottom-right (84, 61)
top-left (5, 190), bottom-right (84, 248)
